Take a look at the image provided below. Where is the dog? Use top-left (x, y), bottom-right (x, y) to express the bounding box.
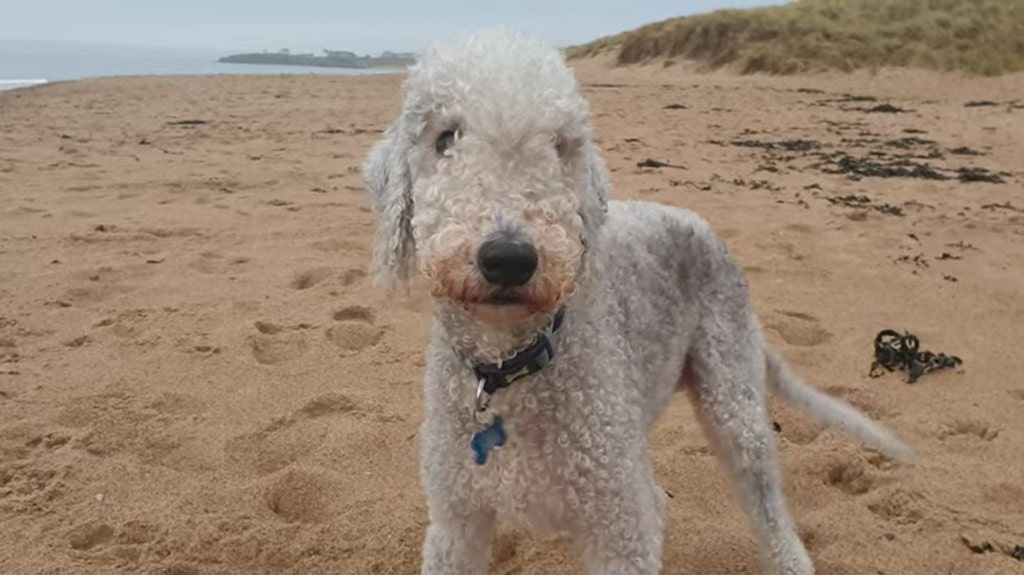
top-left (361, 26), bottom-right (912, 575)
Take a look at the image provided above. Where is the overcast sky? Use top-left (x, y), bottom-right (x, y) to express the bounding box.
top-left (1, 1), bottom-right (785, 55)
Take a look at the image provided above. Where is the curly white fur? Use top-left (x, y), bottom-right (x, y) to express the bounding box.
top-left (362, 26), bottom-right (913, 575)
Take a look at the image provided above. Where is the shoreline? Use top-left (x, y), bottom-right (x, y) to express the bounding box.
top-left (0, 67), bottom-right (408, 92)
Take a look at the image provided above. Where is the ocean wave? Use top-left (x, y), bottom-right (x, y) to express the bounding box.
top-left (0, 79), bottom-right (48, 91)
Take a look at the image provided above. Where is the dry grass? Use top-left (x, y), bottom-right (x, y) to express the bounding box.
top-left (565, 0), bottom-right (1024, 75)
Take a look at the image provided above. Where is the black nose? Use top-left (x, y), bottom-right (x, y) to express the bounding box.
top-left (477, 238), bottom-right (538, 287)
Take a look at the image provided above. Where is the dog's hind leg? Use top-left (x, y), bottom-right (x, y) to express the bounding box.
top-left (685, 323), bottom-right (814, 575)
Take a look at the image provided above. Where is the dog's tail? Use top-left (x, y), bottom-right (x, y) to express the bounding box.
top-left (764, 345), bottom-right (914, 463)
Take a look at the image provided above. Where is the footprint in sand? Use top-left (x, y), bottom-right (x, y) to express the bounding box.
top-left (0, 424), bottom-right (74, 513)
top-left (67, 521), bottom-right (115, 551)
top-left (937, 419), bottom-right (1000, 441)
top-left (117, 519), bottom-right (159, 545)
top-left (866, 487), bottom-right (928, 526)
top-left (64, 518), bottom-right (168, 566)
top-left (291, 267), bottom-right (334, 290)
top-left (338, 268), bottom-right (367, 287)
top-left (310, 238), bottom-right (364, 253)
top-left (297, 393), bottom-right (358, 418)
top-left (138, 226), bottom-right (205, 239)
top-left (7, 206), bottom-right (48, 216)
top-left (770, 241), bottom-right (808, 262)
top-left (769, 412), bottom-right (822, 446)
top-left (0, 337), bottom-right (19, 364)
top-left (784, 223), bottom-right (814, 235)
top-left (63, 335), bottom-right (90, 348)
top-left (981, 481), bottom-right (1024, 509)
top-left (821, 385), bottom-right (894, 420)
top-left (56, 391), bottom-right (205, 467)
top-left (326, 306), bottom-right (384, 355)
top-left (248, 321), bottom-right (311, 365)
top-left (61, 264), bottom-right (154, 306)
top-left (764, 310), bottom-right (833, 347)
top-left (820, 452), bottom-right (896, 497)
top-left (0, 464), bottom-right (70, 514)
top-left (491, 531), bottom-right (522, 569)
top-left (263, 467), bottom-right (338, 524)
top-left (189, 251), bottom-right (235, 275)
top-left (224, 393), bottom-right (360, 475)
top-left (822, 458), bottom-right (878, 496)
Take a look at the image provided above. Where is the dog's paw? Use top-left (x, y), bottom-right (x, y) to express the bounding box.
top-left (772, 536), bottom-right (815, 575)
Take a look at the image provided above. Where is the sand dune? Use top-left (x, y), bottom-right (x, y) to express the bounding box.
top-left (0, 64), bottom-right (1022, 574)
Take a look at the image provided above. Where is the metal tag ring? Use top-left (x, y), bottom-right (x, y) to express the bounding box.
top-left (474, 378), bottom-right (492, 413)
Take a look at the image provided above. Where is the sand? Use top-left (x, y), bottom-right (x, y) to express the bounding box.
top-left (0, 62), bottom-right (1022, 575)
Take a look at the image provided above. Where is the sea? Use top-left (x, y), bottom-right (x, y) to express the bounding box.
top-left (0, 40), bottom-right (399, 91)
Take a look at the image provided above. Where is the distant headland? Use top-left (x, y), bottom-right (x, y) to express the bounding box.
top-left (218, 49), bottom-right (416, 69)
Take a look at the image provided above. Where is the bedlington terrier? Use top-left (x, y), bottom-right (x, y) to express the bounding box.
top-left (361, 27), bottom-right (913, 575)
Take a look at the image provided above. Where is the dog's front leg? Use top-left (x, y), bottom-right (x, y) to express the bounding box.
top-left (571, 463), bottom-right (667, 575)
top-left (421, 509), bottom-right (495, 575)
top-left (419, 421), bottom-right (496, 575)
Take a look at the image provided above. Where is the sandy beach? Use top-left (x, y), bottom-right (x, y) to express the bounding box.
top-left (1, 62), bottom-right (1023, 574)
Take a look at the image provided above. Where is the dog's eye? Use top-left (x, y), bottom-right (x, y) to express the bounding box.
top-left (555, 134), bottom-right (581, 158)
top-left (436, 130), bottom-right (459, 156)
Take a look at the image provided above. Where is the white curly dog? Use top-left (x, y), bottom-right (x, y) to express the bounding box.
top-left (362, 27), bottom-right (912, 575)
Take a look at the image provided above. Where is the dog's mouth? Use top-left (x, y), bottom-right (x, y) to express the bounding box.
top-left (455, 289), bottom-right (539, 313)
top-left (460, 290), bottom-right (538, 326)
top-left (483, 292), bottom-right (525, 306)
top-left (430, 271), bottom-right (564, 316)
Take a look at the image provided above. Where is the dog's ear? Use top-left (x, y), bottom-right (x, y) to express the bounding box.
top-left (582, 141), bottom-right (610, 231)
top-left (572, 140), bottom-right (611, 295)
top-left (362, 122), bottom-right (416, 290)
top-left (588, 144), bottom-right (610, 212)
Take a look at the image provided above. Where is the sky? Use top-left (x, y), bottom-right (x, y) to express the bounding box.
top-left (0, 1), bottom-right (785, 55)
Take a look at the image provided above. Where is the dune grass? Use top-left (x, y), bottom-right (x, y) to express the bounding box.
top-left (566, 0), bottom-right (1024, 75)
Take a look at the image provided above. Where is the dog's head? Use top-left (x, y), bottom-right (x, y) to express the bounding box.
top-left (362, 27), bottom-right (610, 327)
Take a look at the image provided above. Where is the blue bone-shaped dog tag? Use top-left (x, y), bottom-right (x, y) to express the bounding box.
top-left (470, 416), bottom-right (507, 465)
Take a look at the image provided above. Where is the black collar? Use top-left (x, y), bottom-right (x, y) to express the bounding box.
top-left (473, 308), bottom-right (565, 405)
